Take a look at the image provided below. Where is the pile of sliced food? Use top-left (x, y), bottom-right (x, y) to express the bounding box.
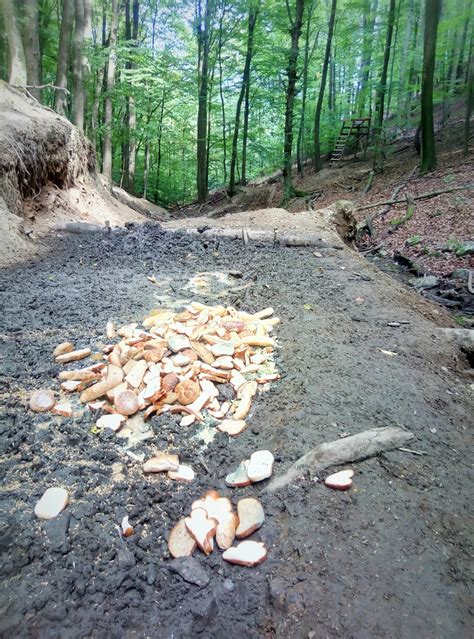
top-left (29, 302), bottom-right (281, 438)
top-left (168, 490), bottom-right (267, 567)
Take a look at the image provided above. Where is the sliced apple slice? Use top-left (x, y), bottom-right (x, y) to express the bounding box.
top-left (184, 508), bottom-right (217, 555)
top-left (168, 518), bottom-right (197, 558)
top-left (236, 497), bottom-right (265, 538)
top-left (96, 413), bottom-right (126, 432)
top-left (247, 450), bottom-right (274, 483)
top-left (34, 487), bottom-right (69, 520)
top-left (324, 469), bottom-right (354, 490)
top-left (222, 540), bottom-right (267, 567)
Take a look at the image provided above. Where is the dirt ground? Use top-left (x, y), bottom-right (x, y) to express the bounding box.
top-left (1, 223), bottom-right (472, 638)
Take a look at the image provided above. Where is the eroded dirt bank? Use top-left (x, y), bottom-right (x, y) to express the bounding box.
top-left (0, 224), bottom-right (472, 638)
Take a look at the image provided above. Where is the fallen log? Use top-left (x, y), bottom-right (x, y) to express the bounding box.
top-left (356, 183), bottom-right (473, 212)
top-left (265, 426), bottom-right (415, 492)
top-left (182, 227), bottom-right (341, 248)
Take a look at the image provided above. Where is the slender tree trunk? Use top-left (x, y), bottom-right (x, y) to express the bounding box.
top-left (386, 0), bottom-right (401, 119)
top-left (217, 13), bottom-right (227, 184)
top-left (420, 0), bottom-right (441, 173)
top-left (397, 0), bottom-right (413, 127)
top-left (54, 0), bottom-right (74, 115)
top-left (154, 93), bottom-right (166, 201)
top-left (356, 0), bottom-right (378, 116)
top-left (282, 0), bottom-right (305, 199)
top-left (103, 0), bottom-right (118, 182)
top-left (1, 0), bottom-right (27, 86)
top-left (196, 0), bottom-right (213, 203)
top-left (23, 0), bottom-right (42, 101)
top-left (313, 0), bottom-right (337, 171)
top-left (373, 0), bottom-right (396, 171)
top-left (241, 74), bottom-right (251, 184)
top-left (464, 41), bottom-right (473, 155)
top-left (72, 0), bottom-right (85, 130)
top-left (128, 0), bottom-right (139, 192)
top-left (228, 3), bottom-right (259, 196)
top-left (297, 7), bottom-right (318, 177)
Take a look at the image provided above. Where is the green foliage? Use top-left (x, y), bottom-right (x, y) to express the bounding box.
top-left (0, 0), bottom-right (470, 204)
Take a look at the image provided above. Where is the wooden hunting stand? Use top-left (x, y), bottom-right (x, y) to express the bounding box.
top-left (330, 117), bottom-right (371, 167)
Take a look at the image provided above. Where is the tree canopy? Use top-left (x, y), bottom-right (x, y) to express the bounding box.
top-left (0, 0), bottom-right (472, 205)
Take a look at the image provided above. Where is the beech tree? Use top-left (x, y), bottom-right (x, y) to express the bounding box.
top-left (313, 0), bottom-right (337, 171)
top-left (1, 0), bottom-right (27, 86)
top-left (420, 0), bottom-right (442, 173)
top-left (1, 0), bottom-right (470, 204)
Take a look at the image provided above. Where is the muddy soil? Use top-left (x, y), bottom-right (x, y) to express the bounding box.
top-left (0, 224), bottom-right (472, 639)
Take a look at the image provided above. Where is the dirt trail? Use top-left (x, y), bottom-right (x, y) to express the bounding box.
top-left (1, 224), bottom-right (472, 638)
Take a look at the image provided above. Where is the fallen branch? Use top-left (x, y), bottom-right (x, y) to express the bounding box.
top-left (183, 226), bottom-right (341, 248)
top-left (356, 184), bottom-right (474, 211)
top-left (265, 427), bottom-right (415, 492)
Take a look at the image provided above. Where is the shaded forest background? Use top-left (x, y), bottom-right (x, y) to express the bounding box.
top-left (0, 0), bottom-right (472, 206)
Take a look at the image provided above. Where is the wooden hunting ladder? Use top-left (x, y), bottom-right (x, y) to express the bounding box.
top-left (330, 117), bottom-right (371, 167)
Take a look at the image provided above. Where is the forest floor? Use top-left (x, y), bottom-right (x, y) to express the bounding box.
top-left (0, 89), bottom-right (473, 638)
top-left (1, 223), bottom-right (473, 638)
top-left (165, 110), bottom-right (473, 320)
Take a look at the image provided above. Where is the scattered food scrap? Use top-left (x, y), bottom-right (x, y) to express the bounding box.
top-left (34, 487), bottom-right (69, 520)
top-left (29, 302), bottom-right (281, 444)
top-left (222, 540), bottom-right (267, 567)
top-left (168, 491), bottom-right (267, 567)
top-left (324, 469), bottom-right (355, 490)
top-left (226, 450), bottom-right (274, 486)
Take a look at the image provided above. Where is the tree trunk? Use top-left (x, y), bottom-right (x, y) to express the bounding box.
top-left (217, 9), bottom-right (227, 185)
top-left (282, 0), bottom-right (305, 199)
top-left (420, 0), bottom-right (441, 173)
top-left (372, 0), bottom-right (396, 171)
top-left (463, 41), bottom-right (473, 155)
top-left (127, 0), bottom-right (139, 193)
top-left (154, 92), bottom-right (166, 201)
top-left (196, 0), bottom-right (213, 203)
top-left (241, 71), bottom-right (251, 185)
top-left (103, 0), bottom-right (118, 182)
top-left (72, 0), bottom-right (85, 130)
top-left (1, 0), bottom-right (27, 86)
top-left (23, 0), bottom-right (42, 101)
top-left (313, 0), bottom-right (337, 171)
top-left (356, 0), bottom-right (378, 117)
top-left (54, 0), bottom-right (74, 115)
top-left (297, 4), bottom-right (318, 177)
top-left (228, 3), bottom-right (259, 197)
top-left (397, 0), bottom-right (413, 127)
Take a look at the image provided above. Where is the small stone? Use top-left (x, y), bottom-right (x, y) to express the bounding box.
top-left (169, 556), bottom-right (210, 587)
top-left (29, 389), bottom-right (55, 413)
top-left (167, 335), bottom-right (191, 353)
top-left (313, 251), bottom-right (323, 258)
top-left (143, 453), bottom-right (179, 473)
top-left (34, 487), bottom-right (69, 520)
top-left (409, 275), bottom-right (439, 289)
